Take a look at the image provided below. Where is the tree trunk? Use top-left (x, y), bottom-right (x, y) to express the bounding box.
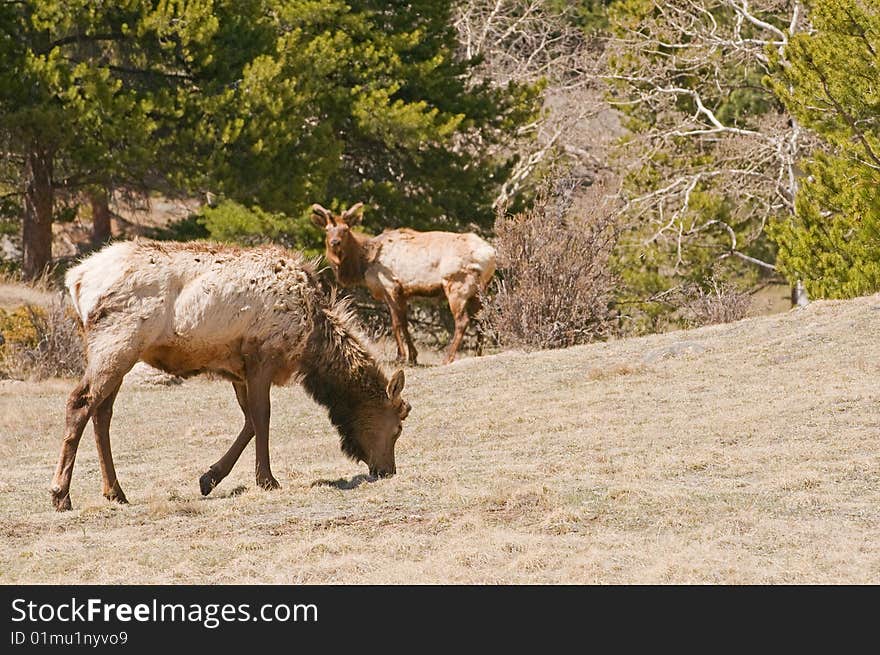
top-left (791, 280), bottom-right (809, 308)
top-left (22, 148), bottom-right (54, 280)
top-left (90, 188), bottom-right (112, 247)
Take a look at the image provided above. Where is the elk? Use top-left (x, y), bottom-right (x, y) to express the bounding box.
top-left (50, 239), bottom-right (410, 511)
top-left (311, 203), bottom-right (496, 365)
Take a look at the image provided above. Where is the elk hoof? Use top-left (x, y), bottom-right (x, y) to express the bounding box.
top-left (50, 487), bottom-right (72, 512)
top-left (103, 485), bottom-right (128, 505)
top-left (199, 469), bottom-right (220, 496)
top-left (257, 476), bottom-right (281, 491)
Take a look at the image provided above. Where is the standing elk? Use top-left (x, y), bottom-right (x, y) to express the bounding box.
top-left (311, 203), bottom-right (496, 365)
top-left (50, 239), bottom-right (410, 511)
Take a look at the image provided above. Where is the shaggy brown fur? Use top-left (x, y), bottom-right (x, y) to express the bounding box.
top-left (299, 298), bottom-right (410, 463)
top-left (50, 240), bottom-right (409, 511)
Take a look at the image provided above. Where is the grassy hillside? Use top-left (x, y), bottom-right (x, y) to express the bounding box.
top-left (1, 294), bottom-right (879, 583)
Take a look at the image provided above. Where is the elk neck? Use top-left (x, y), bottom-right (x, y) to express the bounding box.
top-left (330, 232), bottom-right (371, 287)
top-left (297, 299), bottom-right (387, 462)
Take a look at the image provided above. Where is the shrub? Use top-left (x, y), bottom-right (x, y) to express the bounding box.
top-left (481, 182), bottom-right (621, 350)
top-left (0, 306), bottom-right (40, 346)
top-left (0, 298), bottom-right (84, 380)
top-left (199, 200), bottom-right (322, 257)
top-left (680, 278), bottom-right (752, 328)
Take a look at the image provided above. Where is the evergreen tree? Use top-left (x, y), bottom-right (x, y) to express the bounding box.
top-left (0, 1), bottom-right (538, 275)
top-left (0, 0), bottom-right (222, 277)
top-left (768, 0), bottom-right (880, 298)
top-left (198, 1), bottom-right (538, 243)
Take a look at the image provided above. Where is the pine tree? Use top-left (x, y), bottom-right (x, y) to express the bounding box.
top-left (0, 1), bottom-right (539, 276)
top-left (197, 0), bottom-right (538, 243)
top-left (768, 0), bottom-right (880, 298)
top-left (0, 0), bottom-right (222, 277)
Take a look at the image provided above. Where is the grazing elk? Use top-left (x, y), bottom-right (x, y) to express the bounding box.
top-left (50, 240), bottom-right (410, 511)
top-left (311, 203), bottom-right (496, 365)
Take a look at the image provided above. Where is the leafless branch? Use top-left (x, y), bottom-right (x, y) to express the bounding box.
top-left (455, 0), bottom-right (615, 208)
top-left (607, 0), bottom-right (814, 273)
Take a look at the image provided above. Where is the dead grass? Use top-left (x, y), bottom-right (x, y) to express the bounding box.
top-left (585, 362), bottom-right (646, 381)
top-left (1, 295), bottom-right (879, 583)
top-left (0, 279), bottom-right (55, 311)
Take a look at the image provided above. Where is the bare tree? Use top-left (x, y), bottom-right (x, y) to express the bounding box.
top-left (454, 0), bottom-right (617, 209)
top-left (605, 1), bottom-right (815, 281)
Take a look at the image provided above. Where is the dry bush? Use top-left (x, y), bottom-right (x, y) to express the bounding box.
top-left (481, 180), bottom-right (621, 350)
top-left (0, 297), bottom-right (84, 380)
top-left (681, 279), bottom-right (752, 328)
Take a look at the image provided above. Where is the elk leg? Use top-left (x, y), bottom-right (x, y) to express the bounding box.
top-left (50, 381), bottom-right (93, 511)
top-left (246, 370), bottom-right (280, 490)
top-left (92, 382), bottom-right (127, 504)
top-left (467, 295), bottom-right (486, 357)
top-left (50, 363), bottom-right (132, 511)
top-left (386, 296), bottom-right (417, 365)
top-left (442, 276), bottom-right (477, 364)
top-left (199, 383), bottom-right (254, 495)
top-left (444, 309), bottom-right (470, 365)
top-left (398, 300), bottom-right (418, 366)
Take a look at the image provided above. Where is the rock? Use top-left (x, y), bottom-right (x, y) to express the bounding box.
top-left (641, 340), bottom-right (706, 365)
top-left (125, 362), bottom-right (183, 387)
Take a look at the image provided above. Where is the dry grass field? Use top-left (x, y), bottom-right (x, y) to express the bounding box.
top-left (1, 294), bottom-right (879, 584)
top-left (0, 281), bottom-right (56, 311)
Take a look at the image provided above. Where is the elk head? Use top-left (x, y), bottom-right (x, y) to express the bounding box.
top-left (311, 203), bottom-right (364, 267)
top-left (359, 368), bottom-right (410, 478)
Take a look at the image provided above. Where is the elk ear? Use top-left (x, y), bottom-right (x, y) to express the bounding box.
top-left (343, 202), bottom-right (364, 225)
top-left (386, 369), bottom-right (405, 400)
top-left (311, 204), bottom-right (332, 229)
